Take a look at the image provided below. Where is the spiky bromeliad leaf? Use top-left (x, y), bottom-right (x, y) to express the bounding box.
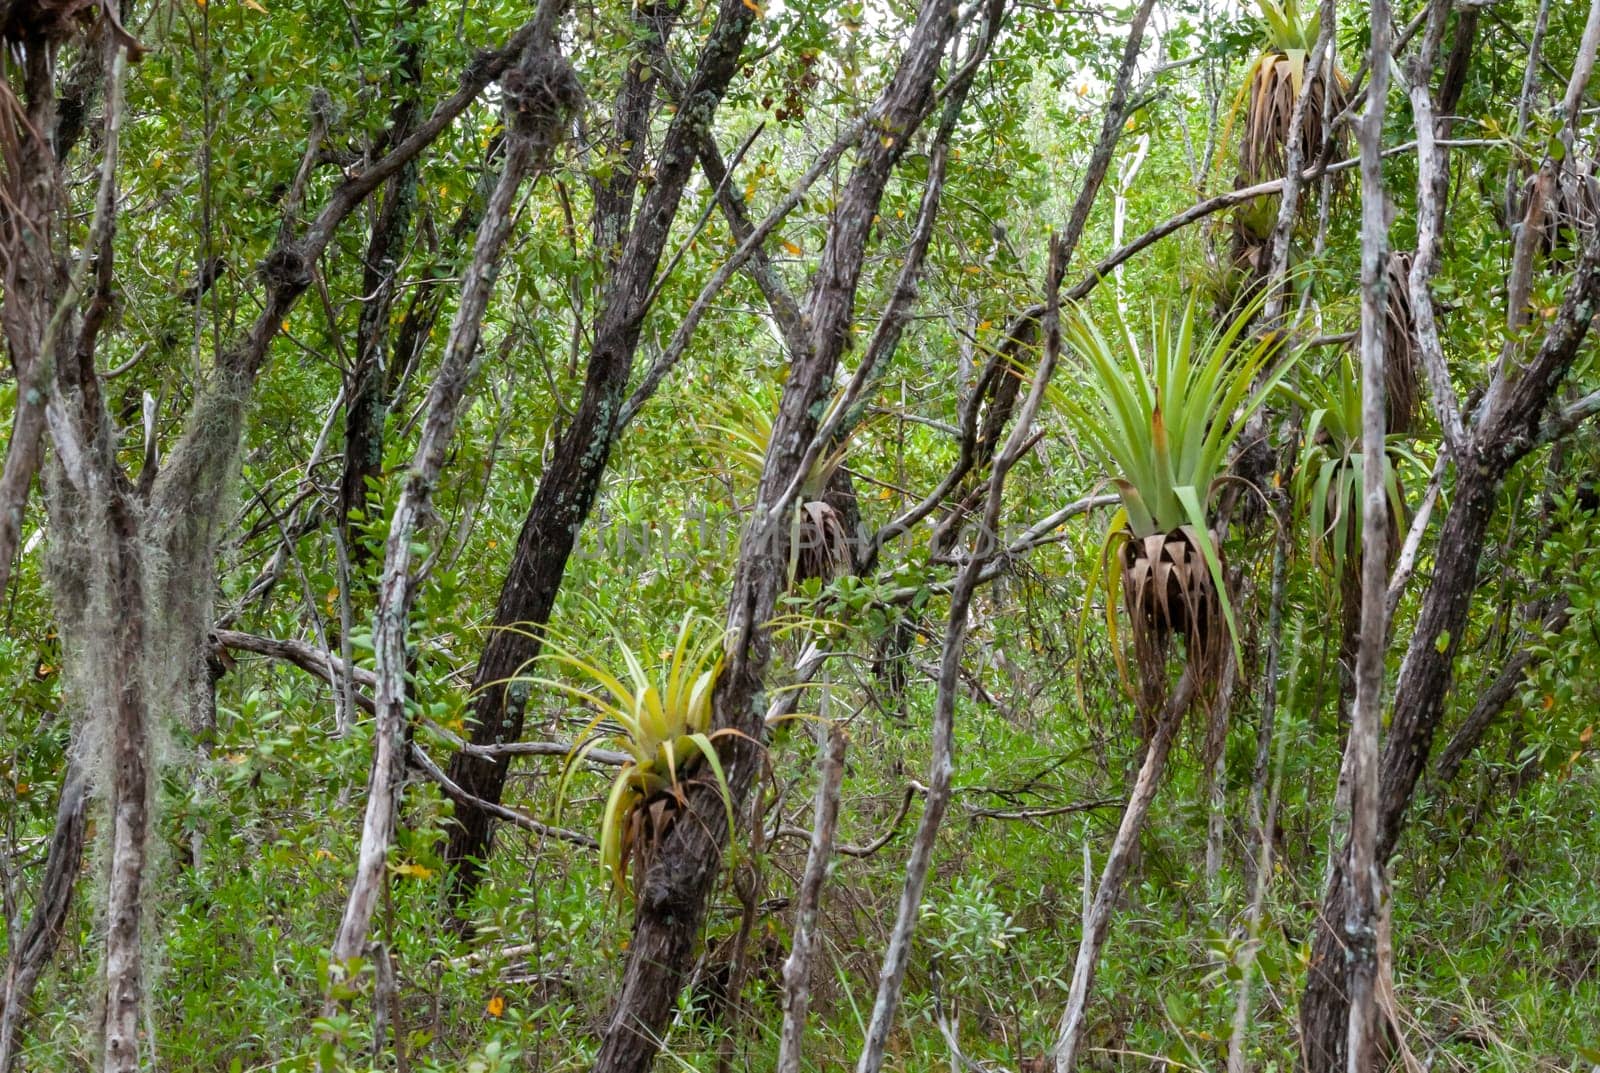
top-left (712, 385), bottom-right (860, 587)
top-left (530, 613), bottom-right (739, 899)
top-left (1281, 351), bottom-right (1428, 578)
top-left (1219, 0), bottom-right (1350, 241)
top-left (1057, 292), bottom-right (1298, 688)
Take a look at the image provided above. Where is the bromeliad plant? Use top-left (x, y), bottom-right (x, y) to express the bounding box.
top-left (1234, 0), bottom-right (1349, 191)
top-left (1222, 0), bottom-right (1350, 273)
top-left (1058, 296), bottom-right (1295, 699)
top-left (1283, 350), bottom-right (1425, 582)
top-left (536, 613), bottom-right (738, 898)
top-left (712, 386), bottom-right (858, 584)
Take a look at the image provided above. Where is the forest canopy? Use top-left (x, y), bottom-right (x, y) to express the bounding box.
top-left (0, 0), bottom-right (1598, 1069)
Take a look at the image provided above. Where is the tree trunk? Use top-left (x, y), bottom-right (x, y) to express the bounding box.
top-left (776, 727), bottom-right (846, 1073)
top-left (441, 0), bottom-right (755, 900)
top-left (1054, 671), bottom-right (1198, 1072)
top-left (0, 761), bottom-right (87, 1072)
top-left (339, 56), bottom-right (423, 562)
top-left (328, 26), bottom-right (578, 989)
top-left (591, 5), bottom-right (959, 1069)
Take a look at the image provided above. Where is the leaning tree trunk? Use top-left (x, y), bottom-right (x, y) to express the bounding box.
top-left (590, 4), bottom-right (960, 1069)
top-left (1299, 233), bottom-right (1600, 1073)
top-left (441, 0), bottom-right (754, 900)
top-left (337, 2), bottom-right (427, 565)
top-left (9, 15), bottom-right (555, 1070)
top-left (0, 761), bottom-right (87, 1072)
top-left (1054, 671), bottom-right (1198, 1072)
top-left (326, 24), bottom-right (580, 1001)
top-left (1343, 0), bottom-right (1395, 1062)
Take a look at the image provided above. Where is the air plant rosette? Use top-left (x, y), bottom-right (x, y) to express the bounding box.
top-left (1383, 251), bottom-right (1422, 435)
top-left (1281, 352), bottom-right (1426, 676)
top-left (1057, 295), bottom-right (1297, 716)
top-left (531, 612), bottom-right (743, 899)
top-left (712, 387), bottom-right (860, 586)
top-left (1224, 0), bottom-right (1352, 276)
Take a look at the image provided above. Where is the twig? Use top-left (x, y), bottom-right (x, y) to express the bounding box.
top-left (408, 742), bottom-right (596, 848)
top-left (1385, 452), bottom-right (1445, 622)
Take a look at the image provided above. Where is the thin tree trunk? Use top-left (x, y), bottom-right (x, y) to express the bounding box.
top-left (100, 493), bottom-right (150, 1073)
top-left (1260, 0), bottom-right (1336, 328)
top-left (1344, 0), bottom-right (1394, 1063)
top-left (327, 24), bottom-right (575, 992)
top-left (442, 0), bottom-right (757, 899)
top-left (1203, 648), bottom-right (1240, 901)
top-left (1053, 670), bottom-right (1199, 1073)
top-left (591, 6), bottom-right (960, 1069)
top-left (338, 7), bottom-right (427, 563)
top-left (776, 727), bottom-right (845, 1073)
top-left (0, 761), bottom-right (87, 1073)
top-left (0, 38), bottom-right (67, 603)
top-left (857, 231), bottom-right (1063, 1073)
top-left (1300, 233), bottom-right (1600, 1073)
top-left (1227, 620), bottom-right (1296, 1073)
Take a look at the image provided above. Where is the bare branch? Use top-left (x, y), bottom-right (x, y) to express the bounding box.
top-left (1405, 1), bottom-right (1469, 460)
top-left (1053, 670), bottom-right (1200, 1071)
top-left (1385, 452), bottom-right (1445, 622)
top-left (328, 27), bottom-right (577, 986)
top-left (616, 118), bottom-right (866, 430)
top-left (408, 742), bottom-right (596, 848)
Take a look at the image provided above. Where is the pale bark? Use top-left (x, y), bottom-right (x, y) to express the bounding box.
top-left (1406, 0), bottom-right (1468, 460)
top-left (1053, 670), bottom-right (1199, 1073)
top-left (328, 19), bottom-right (574, 989)
top-left (775, 727), bottom-right (845, 1073)
top-left (857, 232), bottom-right (1063, 1073)
top-left (1345, 0), bottom-right (1394, 1063)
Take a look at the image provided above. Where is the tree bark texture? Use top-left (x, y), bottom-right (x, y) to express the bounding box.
top-left (442, 0), bottom-right (760, 898)
top-left (329, 22), bottom-right (577, 980)
top-left (1299, 229), bottom-right (1600, 1073)
top-left (591, 4), bottom-right (959, 1069)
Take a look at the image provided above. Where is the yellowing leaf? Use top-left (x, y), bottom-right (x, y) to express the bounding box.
top-left (242, 0), bottom-right (266, 11)
top-left (390, 862), bottom-right (435, 880)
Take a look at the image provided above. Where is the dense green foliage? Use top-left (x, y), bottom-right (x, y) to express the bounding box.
top-left (1, 0), bottom-right (1598, 1070)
